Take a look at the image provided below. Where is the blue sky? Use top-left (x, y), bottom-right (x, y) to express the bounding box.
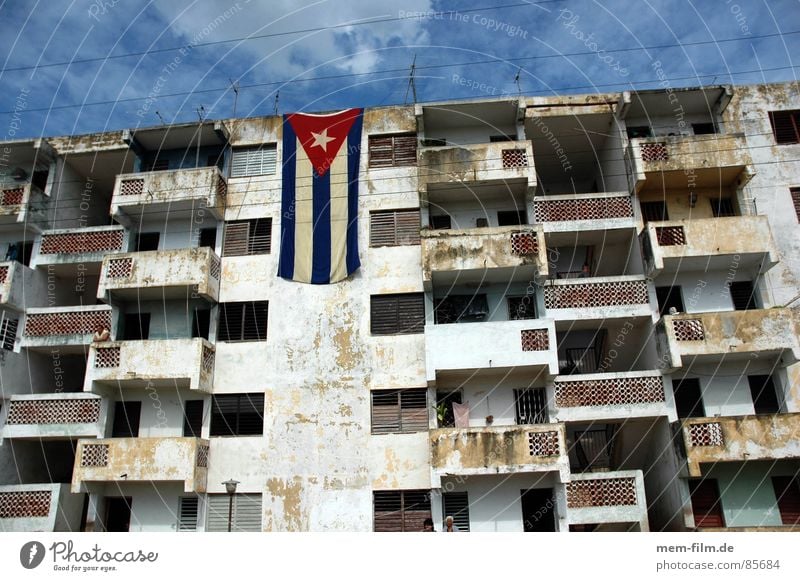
top-left (0, 0), bottom-right (798, 139)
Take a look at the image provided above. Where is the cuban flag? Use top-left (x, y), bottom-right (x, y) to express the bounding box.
top-left (279, 108), bottom-right (364, 284)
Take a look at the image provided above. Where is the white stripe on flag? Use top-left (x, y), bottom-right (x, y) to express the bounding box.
top-left (293, 139), bottom-right (313, 283)
top-left (329, 146), bottom-right (349, 283)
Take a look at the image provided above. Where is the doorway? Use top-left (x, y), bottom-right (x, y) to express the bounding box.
top-left (521, 488), bottom-right (556, 532)
top-left (105, 497), bottom-right (133, 532)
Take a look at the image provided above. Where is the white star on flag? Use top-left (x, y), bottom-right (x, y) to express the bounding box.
top-left (310, 128), bottom-right (336, 151)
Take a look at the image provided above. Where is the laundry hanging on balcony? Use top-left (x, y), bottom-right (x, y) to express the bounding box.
top-left (278, 108), bottom-right (363, 284)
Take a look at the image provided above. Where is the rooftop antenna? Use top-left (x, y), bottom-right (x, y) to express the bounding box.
top-left (274, 91), bottom-right (280, 117)
top-left (404, 54), bottom-right (417, 105)
top-left (229, 78), bottom-right (240, 118)
top-left (514, 67), bottom-right (522, 96)
top-left (195, 106), bottom-right (206, 168)
top-left (155, 111), bottom-right (166, 125)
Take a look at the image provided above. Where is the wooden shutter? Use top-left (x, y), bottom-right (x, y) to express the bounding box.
top-left (218, 301), bottom-right (268, 342)
top-left (368, 134), bottom-right (417, 168)
top-left (443, 492), bottom-right (470, 531)
top-left (210, 394), bottom-right (263, 436)
top-left (369, 209), bottom-right (420, 247)
top-left (177, 497), bottom-right (199, 531)
top-left (790, 187), bottom-right (800, 222)
top-left (206, 494), bottom-right (262, 531)
top-left (373, 490), bottom-right (431, 532)
top-left (231, 146), bottom-right (277, 177)
top-left (371, 391), bottom-right (400, 434)
top-left (772, 477), bottom-right (800, 525)
top-left (392, 135), bottom-right (417, 166)
top-left (769, 111), bottom-right (800, 145)
top-left (690, 479), bottom-right (725, 528)
top-left (400, 389), bottom-right (428, 432)
top-left (222, 222), bottom-right (250, 257)
top-left (248, 219), bottom-right (271, 254)
top-left (368, 137), bottom-right (395, 168)
top-left (396, 293), bottom-right (425, 334)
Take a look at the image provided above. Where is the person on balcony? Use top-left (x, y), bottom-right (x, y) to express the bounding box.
top-left (92, 325), bottom-right (110, 342)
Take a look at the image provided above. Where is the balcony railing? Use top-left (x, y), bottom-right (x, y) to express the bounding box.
top-left (430, 423), bottom-right (568, 483)
top-left (0, 182), bottom-right (48, 226)
top-left (87, 338), bottom-right (215, 392)
top-left (661, 309), bottom-right (800, 369)
top-left (682, 414), bottom-right (800, 477)
top-left (421, 225), bottom-right (546, 282)
top-left (0, 483), bottom-right (84, 532)
top-left (73, 437), bottom-right (209, 493)
top-left (642, 216), bottom-right (778, 276)
top-left (418, 141), bottom-right (535, 188)
top-left (0, 393), bottom-right (103, 440)
top-left (542, 275), bottom-right (651, 319)
top-left (111, 166), bottom-right (227, 218)
top-left (34, 226), bottom-right (126, 267)
top-left (21, 305), bottom-right (113, 350)
top-left (534, 192), bottom-right (635, 232)
top-left (98, 247), bottom-right (221, 302)
top-left (424, 319), bottom-right (557, 382)
top-left (565, 470), bottom-right (649, 530)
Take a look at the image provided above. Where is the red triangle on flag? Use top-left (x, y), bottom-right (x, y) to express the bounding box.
top-left (286, 109), bottom-right (361, 176)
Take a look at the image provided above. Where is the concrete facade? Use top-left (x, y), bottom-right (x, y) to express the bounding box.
top-left (0, 82), bottom-right (799, 533)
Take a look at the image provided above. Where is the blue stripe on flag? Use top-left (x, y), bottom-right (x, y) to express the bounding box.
top-left (310, 167), bottom-right (331, 284)
top-left (278, 117), bottom-right (296, 279)
top-left (346, 113), bottom-right (363, 275)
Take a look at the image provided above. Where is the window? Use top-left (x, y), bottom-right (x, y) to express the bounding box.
top-left (183, 400), bottom-right (204, 437)
top-left (641, 201), bottom-right (668, 222)
top-left (218, 301), bottom-right (268, 342)
top-left (772, 477), bottom-right (800, 526)
top-left (508, 296), bottom-right (536, 320)
top-left (199, 227), bottom-right (217, 248)
top-left (373, 490), bottom-right (431, 532)
top-left (430, 214), bottom-right (451, 230)
top-left (111, 401), bottom-right (141, 438)
top-left (514, 388), bottom-right (547, 424)
top-left (729, 280), bottom-right (756, 310)
top-left (122, 313), bottom-right (150, 341)
top-left (790, 187), bottom-right (800, 222)
top-left (371, 389), bottom-right (427, 434)
top-left (177, 496), bottom-right (199, 532)
top-left (689, 479), bottom-right (724, 528)
top-left (692, 122), bottom-right (717, 135)
top-left (370, 293), bottom-right (424, 335)
top-left (368, 134), bottom-right (417, 168)
top-left (435, 390), bottom-right (461, 428)
top-left (144, 158), bottom-right (169, 172)
top-left (497, 210), bottom-right (525, 226)
top-left (421, 138), bottom-right (447, 147)
top-left (192, 308), bottom-right (211, 340)
top-left (626, 126), bottom-right (652, 138)
top-left (769, 110), bottom-right (800, 145)
top-left (748, 375), bottom-right (780, 414)
top-left (230, 145), bottom-right (277, 177)
top-left (0, 315), bottom-right (18, 351)
top-left (135, 232), bottom-right (160, 252)
top-left (434, 294), bottom-right (488, 324)
top-left (210, 394), bottom-right (264, 436)
top-left (222, 218), bottom-right (271, 256)
top-left (369, 209), bottom-right (420, 247)
top-left (710, 197), bottom-right (735, 217)
top-left (442, 492), bottom-right (471, 532)
top-left (490, 134), bottom-right (514, 142)
top-left (656, 286), bottom-right (684, 316)
top-left (206, 494), bottom-right (262, 531)
top-left (673, 378), bottom-right (704, 419)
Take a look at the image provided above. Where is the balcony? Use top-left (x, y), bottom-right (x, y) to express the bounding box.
top-left (86, 338), bottom-right (215, 392)
top-left (552, 371), bottom-right (672, 423)
top-left (72, 437), bottom-right (209, 493)
top-left (659, 309), bottom-right (800, 369)
top-left (0, 260), bottom-right (44, 310)
top-left (0, 483), bottom-right (84, 532)
top-left (0, 182), bottom-right (48, 227)
top-left (111, 166), bottom-right (227, 220)
top-left (565, 470), bottom-right (649, 531)
top-left (33, 226), bottom-right (127, 274)
top-left (21, 305), bottom-right (113, 353)
top-left (682, 414), bottom-right (800, 477)
top-left (534, 192), bottom-right (635, 233)
top-left (424, 319), bottom-right (558, 382)
top-left (98, 247), bottom-right (221, 302)
top-left (429, 424), bottom-right (569, 484)
top-left (0, 393), bottom-right (104, 441)
top-left (629, 134), bottom-right (751, 190)
top-left (642, 216), bottom-right (778, 276)
top-left (418, 141), bottom-right (535, 190)
top-left (421, 225), bottom-right (546, 284)
top-left (541, 276), bottom-right (652, 321)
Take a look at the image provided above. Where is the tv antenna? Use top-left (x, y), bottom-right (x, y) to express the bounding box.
top-left (404, 54), bottom-right (418, 105)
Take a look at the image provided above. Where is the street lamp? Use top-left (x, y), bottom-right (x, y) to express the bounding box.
top-left (222, 479), bottom-right (239, 532)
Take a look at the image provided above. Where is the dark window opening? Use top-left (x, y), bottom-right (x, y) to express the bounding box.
top-left (370, 293), bottom-right (425, 335)
top-left (430, 215), bottom-right (452, 230)
top-left (421, 138), bottom-right (447, 147)
top-left (641, 201), bottom-right (669, 222)
top-left (489, 134), bottom-right (514, 142)
top-left (656, 286), bottom-right (684, 316)
top-left (183, 400), bottom-right (204, 437)
top-left (673, 378), bottom-right (704, 419)
top-left (135, 232), bottom-right (160, 252)
top-left (729, 280), bottom-right (757, 311)
top-left (218, 301), bottom-right (268, 342)
top-left (626, 126), bottom-right (653, 139)
top-left (111, 401), bottom-right (141, 438)
top-left (514, 388), bottom-right (547, 424)
top-left (434, 294), bottom-right (489, 324)
top-left (32, 169), bottom-right (49, 191)
top-left (210, 394), bottom-right (264, 436)
top-left (690, 479), bottom-right (724, 528)
top-left (192, 308), bottom-right (211, 340)
top-left (199, 228), bottom-right (217, 248)
top-left (568, 425), bottom-right (616, 472)
top-left (104, 497), bottom-right (133, 532)
top-left (121, 313), bottom-right (150, 341)
top-left (507, 296), bottom-right (536, 320)
top-left (497, 210), bottom-right (525, 226)
top-left (692, 122), bottom-right (717, 135)
top-left (521, 488), bottom-right (555, 532)
top-left (772, 476), bottom-right (800, 526)
top-left (710, 197), bottom-right (735, 217)
top-left (435, 390), bottom-right (462, 428)
top-left (748, 375), bottom-right (780, 414)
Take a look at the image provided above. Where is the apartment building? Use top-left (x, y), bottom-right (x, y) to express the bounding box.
top-left (0, 82), bottom-right (798, 532)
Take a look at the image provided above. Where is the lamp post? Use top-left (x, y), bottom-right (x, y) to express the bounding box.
top-left (222, 479), bottom-right (239, 532)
